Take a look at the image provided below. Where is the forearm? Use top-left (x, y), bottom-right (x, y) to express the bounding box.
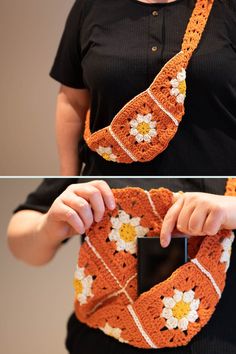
top-left (7, 211), bottom-right (61, 266)
top-left (56, 87), bottom-right (90, 176)
top-left (56, 101), bottom-right (84, 176)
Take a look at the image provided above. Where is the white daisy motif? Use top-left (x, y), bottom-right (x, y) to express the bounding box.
top-left (220, 233), bottom-right (235, 272)
top-left (108, 210), bottom-right (149, 254)
top-left (96, 146), bottom-right (117, 162)
top-left (100, 322), bottom-right (128, 343)
top-left (170, 68), bottom-right (187, 104)
top-left (161, 289), bottom-right (200, 331)
top-left (130, 113), bottom-right (157, 143)
top-left (73, 265), bottom-right (94, 305)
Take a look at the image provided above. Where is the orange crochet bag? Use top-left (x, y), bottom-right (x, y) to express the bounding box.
top-left (73, 178), bottom-right (236, 349)
top-left (84, 0), bottom-right (214, 164)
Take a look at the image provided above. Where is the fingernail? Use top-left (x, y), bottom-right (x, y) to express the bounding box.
top-left (161, 236), bottom-right (170, 248)
top-left (109, 200), bottom-right (116, 210)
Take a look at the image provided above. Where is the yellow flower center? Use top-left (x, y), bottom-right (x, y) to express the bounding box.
top-left (137, 122), bottom-right (150, 135)
top-left (178, 80), bottom-right (186, 95)
top-left (172, 300), bottom-right (190, 320)
top-left (119, 223), bottom-right (137, 243)
top-left (74, 279), bottom-right (83, 295)
top-left (101, 152), bottom-right (111, 161)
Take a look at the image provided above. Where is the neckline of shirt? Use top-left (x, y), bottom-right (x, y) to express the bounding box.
top-left (128, 0), bottom-right (184, 7)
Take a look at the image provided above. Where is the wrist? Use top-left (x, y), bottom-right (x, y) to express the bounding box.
top-left (36, 213), bottom-right (61, 252)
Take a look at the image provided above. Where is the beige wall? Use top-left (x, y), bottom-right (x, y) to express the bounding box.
top-left (0, 179), bottom-right (80, 354)
top-left (0, 0), bottom-right (75, 175)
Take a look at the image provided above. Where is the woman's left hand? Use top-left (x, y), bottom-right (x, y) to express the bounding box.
top-left (160, 193), bottom-right (236, 247)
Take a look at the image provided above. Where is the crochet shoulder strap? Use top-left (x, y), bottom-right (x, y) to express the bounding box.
top-left (182, 0), bottom-right (214, 58)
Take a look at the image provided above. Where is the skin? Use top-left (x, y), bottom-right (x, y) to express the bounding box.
top-left (7, 182), bottom-right (236, 266)
top-left (56, 85), bottom-right (90, 175)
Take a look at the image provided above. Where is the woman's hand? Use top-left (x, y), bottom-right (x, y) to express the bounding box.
top-left (40, 180), bottom-right (116, 245)
top-left (160, 193), bottom-right (236, 247)
top-left (7, 180), bottom-right (115, 265)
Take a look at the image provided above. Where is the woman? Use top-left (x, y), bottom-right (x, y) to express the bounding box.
top-left (50, 0), bottom-right (236, 176)
top-left (7, 178), bottom-right (236, 353)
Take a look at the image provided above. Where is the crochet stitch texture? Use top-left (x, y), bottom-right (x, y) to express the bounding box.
top-left (73, 178), bottom-right (236, 349)
top-left (84, 0), bottom-right (214, 163)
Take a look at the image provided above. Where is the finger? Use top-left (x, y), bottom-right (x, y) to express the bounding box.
top-left (175, 198), bottom-right (196, 234)
top-left (85, 187), bottom-right (106, 222)
top-left (73, 186), bottom-right (106, 223)
top-left (202, 207), bottom-right (224, 235)
top-left (188, 206), bottom-right (209, 235)
top-left (64, 197), bottom-right (94, 230)
top-left (160, 197), bottom-right (184, 248)
top-left (59, 203), bottom-right (85, 235)
top-left (90, 180), bottom-right (116, 210)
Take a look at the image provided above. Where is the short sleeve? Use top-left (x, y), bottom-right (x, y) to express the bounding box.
top-left (14, 178), bottom-right (78, 214)
top-left (49, 0), bottom-right (86, 89)
top-left (223, 0), bottom-right (236, 49)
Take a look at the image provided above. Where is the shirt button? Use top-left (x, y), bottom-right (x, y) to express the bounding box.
top-left (152, 46), bottom-right (158, 52)
top-left (152, 10), bottom-right (158, 16)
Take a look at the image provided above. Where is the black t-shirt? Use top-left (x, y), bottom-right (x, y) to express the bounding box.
top-left (50, 0), bottom-right (236, 176)
top-left (15, 178), bottom-right (236, 354)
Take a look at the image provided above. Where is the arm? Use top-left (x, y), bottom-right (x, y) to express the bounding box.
top-left (7, 181), bottom-right (115, 266)
top-left (160, 193), bottom-right (236, 247)
top-left (56, 85), bottom-right (91, 176)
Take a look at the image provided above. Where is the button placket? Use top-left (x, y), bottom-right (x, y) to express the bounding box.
top-left (149, 8), bottom-right (161, 54)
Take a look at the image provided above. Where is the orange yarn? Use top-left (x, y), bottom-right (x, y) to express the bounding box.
top-left (84, 0), bottom-right (214, 163)
top-left (73, 178), bottom-right (235, 348)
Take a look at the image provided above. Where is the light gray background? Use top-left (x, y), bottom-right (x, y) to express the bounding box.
top-left (0, 0), bottom-right (75, 175)
top-left (0, 179), bottom-right (80, 354)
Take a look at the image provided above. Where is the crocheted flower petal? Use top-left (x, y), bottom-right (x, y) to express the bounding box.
top-left (109, 154), bottom-right (117, 162)
top-left (173, 289), bottom-right (183, 302)
top-left (190, 298), bottom-right (200, 311)
top-left (119, 210), bottom-right (130, 223)
top-left (130, 119), bottom-right (138, 128)
top-left (130, 217), bottom-right (141, 227)
top-left (143, 114), bottom-right (152, 123)
top-left (109, 229), bottom-right (119, 241)
top-left (143, 134), bottom-right (151, 143)
top-left (78, 293), bottom-right (87, 305)
top-left (186, 310), bottom-right (198, 323)
top-left (116, 239), bottom-right (128, 252)
top-left (136, 133), bottom-right (144, 143)
top-left (170, 88), bottom-right (179, 96)
top-left (136, 226), bottom-right (149, 237)
top-left (137, 114), bottom-right (144, 123)
top-left (130, 128), bottom-right (138, 136)
top-left (222, 238), bottom-right (233, 250)
top-left (149, 121), bottom-right (157, 128)
top-left (149, 129), bottom-right (157, 137)
top-left (161, 308), bottom-right (173, 319)
top-left (125, 242), bottom-right (137, 254)
top-left (225, 260), bottom-right (230, 272)
top-left (170, 78), bottom-right (179, 88)
top-left (163, 297), bottom-right (176, 309)
top-left (110, 217), bottom-right (122, 229)
top-left (220, 251), bottom-right (230, 263)
top-left (183, 290), bottom-right (195, 303)
top-left (178, 317), bottom-right (189, 331)
top-left (166, 316), bottom-right (178, 330)
top-left (176, 94), bottom-right (185, 104)
top-left (177, 69), bottom-right (186, 81)
top-left (103, 147), bottom-right (112, 154)
top-left (75, 266), bottom-right (85, 280)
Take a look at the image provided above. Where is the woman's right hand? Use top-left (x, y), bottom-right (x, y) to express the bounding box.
top-left (39, 180), bottom-right (116, 246)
